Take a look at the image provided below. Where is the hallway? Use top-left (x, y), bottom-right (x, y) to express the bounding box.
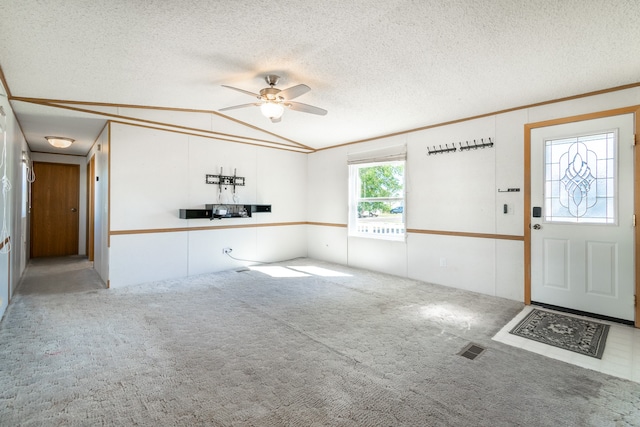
top-left (17, 256), bottom-right (106, 295)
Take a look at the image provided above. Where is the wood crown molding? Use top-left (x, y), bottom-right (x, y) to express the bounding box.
top-left (315, 81), bottom-right (640, 152)
top-left (0, 64), bottom-right (12, 98)
top-left (10, 96), bottom-right (313, 151)
top-left (5, 81), bottom-right (640, 154)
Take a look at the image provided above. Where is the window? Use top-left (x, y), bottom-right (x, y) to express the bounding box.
top-left (348, 145), bottom-right (406, 240)
top-left (544, 131), bottom-right (616, 224)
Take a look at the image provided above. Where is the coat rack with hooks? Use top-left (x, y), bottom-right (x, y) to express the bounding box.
top-left (427, 138), bottom-right (494, 156)
top-left (426, 144), bottom-right (457, 155)
top-left (459, 138), bottom-right (494, 151)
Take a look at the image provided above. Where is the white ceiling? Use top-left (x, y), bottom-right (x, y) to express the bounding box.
top-left (1, 0), bottom-right (639, 155)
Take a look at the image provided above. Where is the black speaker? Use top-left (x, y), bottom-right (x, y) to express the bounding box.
top-left (179, 209), bottom-right (212, 219)
top-left (252, 205), bottom-right (271, 213)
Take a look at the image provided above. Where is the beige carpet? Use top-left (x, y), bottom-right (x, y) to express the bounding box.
top-left (0, 256), bottom-right (639, 426)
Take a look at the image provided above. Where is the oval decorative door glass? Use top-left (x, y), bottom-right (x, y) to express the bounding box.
top-left (544, 132), bottom-right (615, 224)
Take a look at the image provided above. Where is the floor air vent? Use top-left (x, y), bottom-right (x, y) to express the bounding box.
top-left (459, 343), bottom-right (486, 360)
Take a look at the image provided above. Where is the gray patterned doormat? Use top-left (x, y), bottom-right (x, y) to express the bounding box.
top-left (510, 309), bottom-right (610, 359)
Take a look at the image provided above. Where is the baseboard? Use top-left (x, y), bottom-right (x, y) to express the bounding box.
top-left (531, 301), bottom-right (634, 326)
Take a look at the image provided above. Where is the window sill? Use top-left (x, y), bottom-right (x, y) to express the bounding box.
top-left (348, 232), bottom-right (406, 242)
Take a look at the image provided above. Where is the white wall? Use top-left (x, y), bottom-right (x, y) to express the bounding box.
top-left (307, 87), bottom-right (640, 302)
top-left (403, 114), bottom-right (523, 300)
top-left (0, 84), bottom-right (30, 321)
top-left (0, 86), bottom-right (635, 308)
top-left (86, 126), bottom-right (110, 284)
top-left (108, 122), bottom-right (308, 288)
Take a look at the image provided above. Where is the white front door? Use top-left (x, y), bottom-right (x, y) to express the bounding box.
top-left (530, 114), bottom-right (635, 321)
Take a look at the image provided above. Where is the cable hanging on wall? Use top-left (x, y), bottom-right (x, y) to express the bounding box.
top-left (0, 106), bottom-right (11, 254)
top-left (22, 151), bottom-right (35, 213)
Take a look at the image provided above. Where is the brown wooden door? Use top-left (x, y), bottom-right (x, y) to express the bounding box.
top-left (31, 162), bottom-right (80, 257)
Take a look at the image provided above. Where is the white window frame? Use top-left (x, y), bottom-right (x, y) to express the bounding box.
top-left (348, 159), bottom-right (406, 241)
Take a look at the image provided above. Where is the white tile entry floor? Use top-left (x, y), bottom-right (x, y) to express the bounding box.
top-left (493, 305), bottom-right (640, 384)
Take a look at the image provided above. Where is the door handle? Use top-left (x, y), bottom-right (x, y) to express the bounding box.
top-left (71, 208), bottom-right (78, 212)
top-left (532, 224), bottom-right (541, 230)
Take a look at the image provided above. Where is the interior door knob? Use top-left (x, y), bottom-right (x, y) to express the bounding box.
top-left (71, 207), bottom-right (77, 212)
top-left (532, 224), bottom-right (541, 230)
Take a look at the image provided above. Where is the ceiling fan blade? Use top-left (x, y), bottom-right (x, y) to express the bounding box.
top-left (278, 84), bottom-right (310, 101)
top-left (219, 103), bottom-right (260, 112)
top-left (285, 101), bottom-right (328, 116)
top-left (221, 85), bottom-right (260, 98)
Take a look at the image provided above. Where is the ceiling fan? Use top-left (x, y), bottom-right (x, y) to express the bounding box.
top-left (219, 75), bottom-right (327, 123)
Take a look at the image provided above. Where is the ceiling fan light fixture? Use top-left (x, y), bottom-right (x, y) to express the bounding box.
top-left (260, 102), bottom-right (284, 120)
top-left (45, 136), bottom-right (75, 148)
top-left (220, 75), bottom-right (326, 120)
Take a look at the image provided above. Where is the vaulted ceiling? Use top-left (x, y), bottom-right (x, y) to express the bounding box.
top-left (1, 1), bottom-right (639, 155)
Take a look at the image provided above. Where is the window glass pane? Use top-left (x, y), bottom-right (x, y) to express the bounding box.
top-left (358, 164), bottom-right (404, 198)
top-left (349, 161), bottom-right (405, 240)
top-left (544, 131), bottom-right (615, 224)
top-left (550, 180), bottom-right (560, 198)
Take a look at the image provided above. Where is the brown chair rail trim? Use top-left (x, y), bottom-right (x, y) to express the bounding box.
top-left (109, 223), bottom-right (523, 241)
top-left (110, 222), bottom-right (307, 235)
top-left (307, 222), bottom-right (348, 228)
top-left (406, 228), bottom-right (524, 241)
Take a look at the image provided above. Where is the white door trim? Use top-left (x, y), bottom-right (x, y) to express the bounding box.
top-left (524, 106), bottom-right (640, 328)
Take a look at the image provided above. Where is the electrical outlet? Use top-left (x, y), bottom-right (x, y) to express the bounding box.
top-left (439, 257), bottom-right (447, 267)
top-left (222, 247), bottom-right (232, 254)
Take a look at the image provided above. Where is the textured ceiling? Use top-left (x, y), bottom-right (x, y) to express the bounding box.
top-left (1, 0), bottom-right (639, 154)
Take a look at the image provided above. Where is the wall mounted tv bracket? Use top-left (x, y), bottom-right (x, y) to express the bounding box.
top-left (206, 168), bottom-right (245, 194)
